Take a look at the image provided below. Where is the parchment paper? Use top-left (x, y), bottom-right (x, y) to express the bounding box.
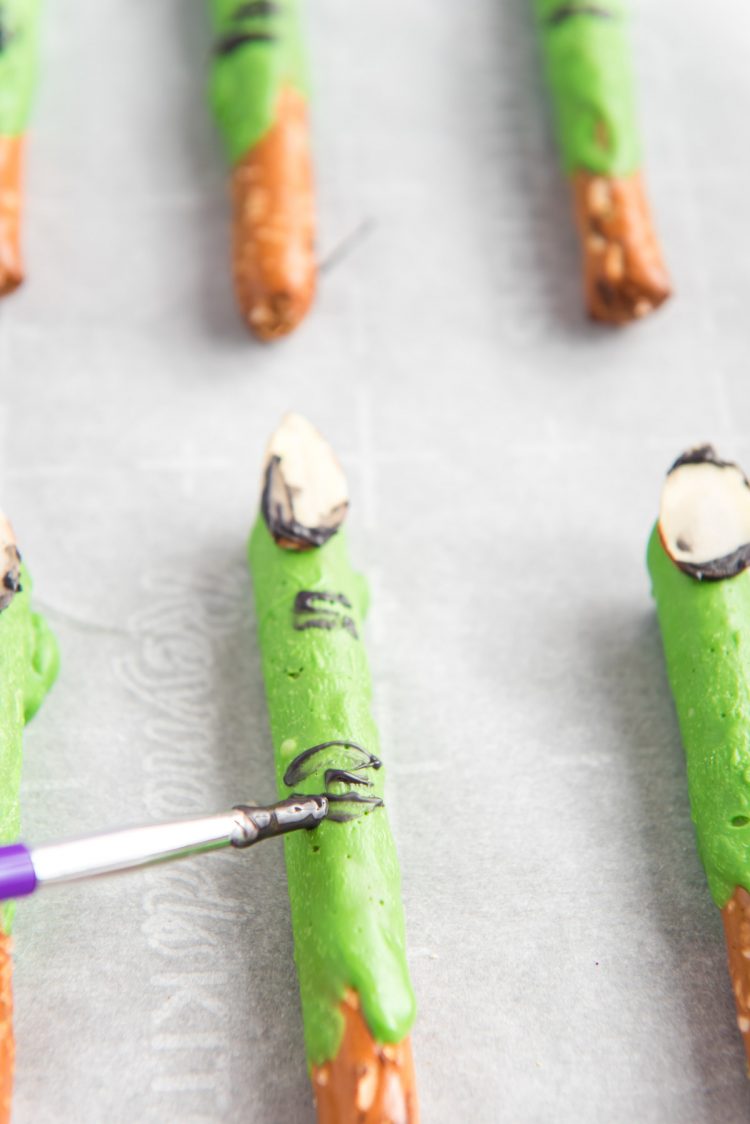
top-left (2, 0), bottom-right (749, 1120)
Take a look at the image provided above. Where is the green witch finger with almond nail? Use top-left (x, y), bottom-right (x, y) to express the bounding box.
top-left (648, 446), bottom-right (750, 1068)
top-left (0, 512), bottom-right (58, 1121)
top-left (533, 1), bottom-right (671, 323)
top-left (0, 0), bottom-right (43, 296)
top-left (208, 0), bottom-right (315, 341)
top-left (248, 415), bottom-right (418, 1122)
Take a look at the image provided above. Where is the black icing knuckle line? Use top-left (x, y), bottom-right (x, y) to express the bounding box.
top-left (283, 740), bottom-right (376, 787)
top-left (545, 4), bottom-right (616, 27)
top-left (214, 30), bottom-right (275, 55)
top-left (231, 1), bottom-right (280, 19)
top-left (292, 590), bottom-right (359, 638)
top-left (294, 590), bottom-right (353, 612)
top-left (324, 768), bottom-right (372, 789)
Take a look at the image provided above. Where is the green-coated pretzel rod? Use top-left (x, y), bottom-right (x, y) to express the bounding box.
top-left (0, 0), bottom-right (42, 296)
top-left (648, 445), bottom-right (750, 1068)
top-left (248, 414), bottom-right (418, 1122)
top-left (533, 1), bottom-right (671, 323)
top-left (208, 0), bottom-right (315, 341)
top-left (0, 511), bottom-right (57, 1121)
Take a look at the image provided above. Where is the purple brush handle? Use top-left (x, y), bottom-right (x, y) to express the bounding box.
top-left (0, 844), bottom-right (36, 900)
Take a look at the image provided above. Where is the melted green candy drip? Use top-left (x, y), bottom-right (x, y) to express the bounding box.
top-left (534, 0), bottom-right (640, 176)
top-left (0, 0), bottom-right (41, 137)
top-left (0, 565), bottom-right (58, 932)
top-left (248, 520), bottom-right (416, 1067)
top-left (208, 0), bottom-right (308, 165)
top-left (647, 528), bottom-right (750, 908)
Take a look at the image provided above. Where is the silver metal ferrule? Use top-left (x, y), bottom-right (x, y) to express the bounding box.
top-left (30, 795), bottom-right (329, 887)
top-left (231, 794), bottom-right (329, 847)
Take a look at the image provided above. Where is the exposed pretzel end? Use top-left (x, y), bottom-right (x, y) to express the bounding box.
top-left (312, 990), bottom-right (418, 1123)
top-left (0, 137), bottom-right (24, 298)
top-left (0, 513), bottom-right (21, 613)
top-left (572, 169), bottom-right (671, 325)
top-left (722, 887), bottom-right (750, 1067)
top-left (231, 87), bottom-right (316, 342)
top-left (0, 933), bottom-right (14, 1124)
top-left (245, 285), bottom-right (315, 341)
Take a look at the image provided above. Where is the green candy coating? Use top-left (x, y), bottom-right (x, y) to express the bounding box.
top-left (0, 0), bottom-right (41, 137)
top-left (248, 519), bottom-right (415, 1067)
top-left (648, 528), bottom-right (750, 908)
top-left (0, 564), bottom-right (58, 932)
top-left (208, 0), bottom-right (308, 165)
top-left (534, 1), bottom-right (640, 176)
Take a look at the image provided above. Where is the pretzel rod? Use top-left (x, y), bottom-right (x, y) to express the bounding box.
top-left (208, 0), bottom-right (315, 341)
top-left (0, 0), bottom-right (42, 296)
top-left (534, 1), bottom-right (671, 323)
top-left (248, 415), bottom-right (418, 1122)
top-left (0, 514), bottom-right (57, 1121)
top-left (648, 446), bottom-right (750, 1067)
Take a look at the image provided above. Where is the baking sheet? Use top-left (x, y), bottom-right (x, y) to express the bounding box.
top-left (2, 0), bottom-right (750, 1120)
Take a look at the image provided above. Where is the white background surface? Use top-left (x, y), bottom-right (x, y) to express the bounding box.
top-left (2, 0), bottom-right (750, 1120)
